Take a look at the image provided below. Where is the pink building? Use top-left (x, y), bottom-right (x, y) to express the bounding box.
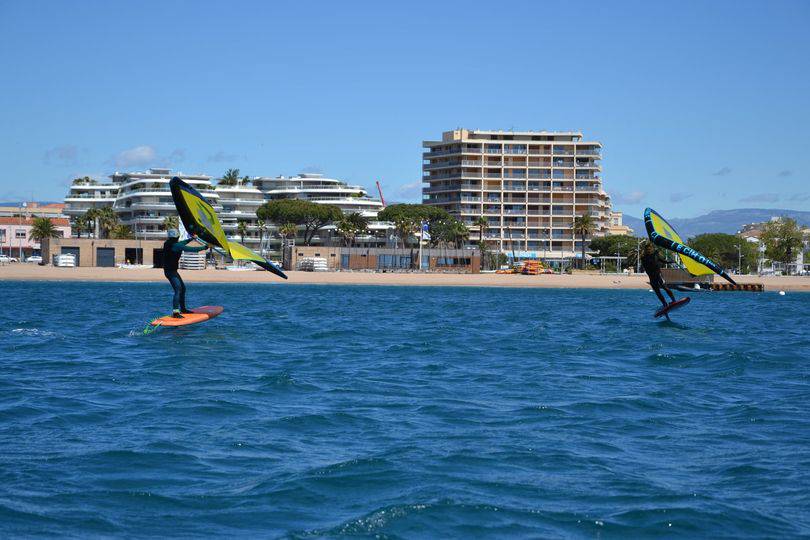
top-left (0, 217), bottom-right (71, 259)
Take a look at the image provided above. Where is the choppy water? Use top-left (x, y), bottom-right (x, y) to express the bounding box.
top-left (1, 281), bottom-right (809, 538)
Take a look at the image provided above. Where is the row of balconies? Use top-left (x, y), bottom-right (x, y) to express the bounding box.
top-left (424, 146), bottom-right (600, 159)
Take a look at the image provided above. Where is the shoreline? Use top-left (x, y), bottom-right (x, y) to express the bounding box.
top-left (1, 265), bottom-right (808, 291)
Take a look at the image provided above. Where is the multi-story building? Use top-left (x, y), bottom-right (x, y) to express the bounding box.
top-left (252, 173), bottom-right (387, 252)
top-left (422, 128), bottom-right (624, 259)
top-left (63, 168), bottom-right (220, 240)
top-left (0, 217), bottom-right (71, 259)
top-left (63, 178), bottom-right (120, 223)
top-left (0, 202), bottom-right (67, 219)
top-left (214, 179), bottom-right (265, 250)
top-left (607, 211), bottom-right (633, 235)
top-left (112, 168), bottom-right (220, 240)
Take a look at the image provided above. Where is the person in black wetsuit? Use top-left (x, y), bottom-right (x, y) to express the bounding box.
top-left (163, 229), bottom-right (208, 318)
top-left (640, 241), bottom-right (677, 317)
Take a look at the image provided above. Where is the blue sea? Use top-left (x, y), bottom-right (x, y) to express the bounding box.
top-left (1, 281), bottom-right (809, 538)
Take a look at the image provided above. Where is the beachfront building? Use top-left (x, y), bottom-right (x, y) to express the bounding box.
top-left (422, 129), bottom-right (624, 260)
top-left (252, 173), bottom-right (388, 253)
top-left (213, 179), bottom-right (265, 251)
top-left (608, 211), bottom-right (633, 235)
top-left (63, 168), bottom-right (220, 240)
top-left (63, 177), bottom-right (120, 225)
top-left (112, 168), bottom-right (219, 241)
top-left (0, 217), bottom-right (71, 259)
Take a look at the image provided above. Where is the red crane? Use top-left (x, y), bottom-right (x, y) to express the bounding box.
top-left (376, 180), bottom-right (386, 206)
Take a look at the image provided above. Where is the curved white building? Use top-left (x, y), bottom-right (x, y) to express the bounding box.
top-left (63, 168), bottom-right (219, 240)
top-left (214, 180), bottom-right (265, 250)
top-left (113, 168), bottom-right (219, 240)
top-left (251, 173), bottom-right (388, 250)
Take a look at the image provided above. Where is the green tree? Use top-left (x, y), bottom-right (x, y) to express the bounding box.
top-left (73, 214), bottom-right (92, 238)
top-left (572, 213), bottom-right (596, 268)
top-left (589, 235), bottom-right (640, 258)
top-left (71, 176), bottom-right (96, 186)
top-left (219, 168), bottom-right (240, 186)
top-left (110, 224), bottom-right (135, 239)
top-left (430, 217), bottom-right (470, 248)
top-left (237, 220), bottom-right (249, 244)
top-left (85, 207), bottom-right (118, 238)
top-left (29, 217), bottom-right (59, 244)
top-left (162, 215), bottom-right (179, 231)
top-left (258, 199), bottom-right (342, 246)
top-left (336, 212), bottom-right (370, 247)
top-left (240, 175), bottom-right (251, 186)
top-left (687, 233), bottom-right (758, 273)
top-left (590, 234), bottom-right (643, 271)
top-left (377, 204), bottom-right (451, 248)
top-left (760, 217), bottom-right (804, 268)
top-left (279, 223), bottom-right (298, 244)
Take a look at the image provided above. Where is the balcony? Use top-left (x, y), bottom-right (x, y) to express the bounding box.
top-left (424, 160), bottom-right (462, 170)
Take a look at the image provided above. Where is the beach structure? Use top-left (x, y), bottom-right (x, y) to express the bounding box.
top-left (41, 237), bottom-right (164, 267)
top-left (422, 129), bottom-right (627, 260)
top-left (286, 246), bottom-right (480, 273)
top-left (252, 173), bottom-right (388, 253)
top-left (0, 217), bottom-right (71, 259)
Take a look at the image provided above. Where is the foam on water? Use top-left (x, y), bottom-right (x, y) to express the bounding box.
top-left (1, 281), bottom-right (809, 537)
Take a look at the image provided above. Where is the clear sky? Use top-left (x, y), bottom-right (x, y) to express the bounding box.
top-left (1, 0), bottom-right (808, 218)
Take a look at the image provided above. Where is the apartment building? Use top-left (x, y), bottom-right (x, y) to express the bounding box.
top-left (252, 173), bottom-right (388, 253)
top-left (63, 168), bottom-right (220, 240)
top-left (422, 129), bottom-right (625, 259)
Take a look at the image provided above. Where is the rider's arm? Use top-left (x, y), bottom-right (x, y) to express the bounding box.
top-left (171, 237), bottom-right (208, 253)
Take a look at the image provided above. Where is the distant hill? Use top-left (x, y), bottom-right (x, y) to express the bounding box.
top-left (622, 209), bottom-right (810, 239)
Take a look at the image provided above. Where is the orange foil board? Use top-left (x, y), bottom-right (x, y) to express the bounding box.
top-left (151, 306), bottom-right (224, 327)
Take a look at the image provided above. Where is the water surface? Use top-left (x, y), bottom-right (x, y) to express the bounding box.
top-left (1, 282), bottom-right (808, 537)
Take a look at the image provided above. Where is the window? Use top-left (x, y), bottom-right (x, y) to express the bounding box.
top-left (15, 229), bottom-right (26, 238)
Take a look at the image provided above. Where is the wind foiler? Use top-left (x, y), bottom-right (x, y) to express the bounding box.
top-left (643, 207), bottom-right (736, 285)
top-left (169, 177), bottom-right (287, 279)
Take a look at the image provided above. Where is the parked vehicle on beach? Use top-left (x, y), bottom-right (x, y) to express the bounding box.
top-left (26, 255), bottom-right (43, 264)
top-left (0, 255), bottom-right (19, 264)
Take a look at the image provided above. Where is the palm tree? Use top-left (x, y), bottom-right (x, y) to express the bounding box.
top-left (237, 220), bottom-right (249, 245)
top-left (474, 216), bottom-right (488, 244)
top-left (257, 219), bottom-right (267, 254)
top-left (162, 215), bottom-right (179, 231)
top-left (219, 168), bottom-right (240, 186)
top-left (279, 223), bottom-right (297, 245)
top-left (450, 219), bottom-right (470, 248)
top-left (573, 213), bottom-right (596, 269)
top-left (95, 207), bottom-right (118, 239)
top-left (29, 217), bottom-right (59, 244)
top-left (240, 175), bottom-right (251, 186)
top-left (336, 212), bottom-right (369, 247)
top-left (73, 214), bottom-right (91, 238)
top-left (110, 224), bottom-right (135, 239)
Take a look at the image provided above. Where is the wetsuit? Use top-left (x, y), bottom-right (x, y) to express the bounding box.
top-left (641, 250), bottom-right (676, 309)
top-left (163, 237), bottom-right (207, 312)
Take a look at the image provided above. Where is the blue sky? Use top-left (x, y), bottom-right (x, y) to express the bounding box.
top-left (1, 0), bottom-right (808, 218)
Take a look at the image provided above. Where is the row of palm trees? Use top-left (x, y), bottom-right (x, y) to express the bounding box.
top-left (474, 213), bottom-right (596, 267)
top-left (73, 207), bottom-right (135, 239)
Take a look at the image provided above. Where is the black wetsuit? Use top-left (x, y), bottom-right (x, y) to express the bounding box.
top-left (163, 238), bottom-right (206, 312)
top-left (641, 251), bottom-right (676, 308)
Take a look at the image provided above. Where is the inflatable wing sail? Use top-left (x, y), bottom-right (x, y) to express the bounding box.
top-left (170, 177), bottom-right (287, 279)
top-left (644, 208), bottom-right (736, 285)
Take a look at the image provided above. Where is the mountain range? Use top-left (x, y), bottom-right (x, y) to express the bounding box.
top-left (622, 209), bottom-right (810, 239)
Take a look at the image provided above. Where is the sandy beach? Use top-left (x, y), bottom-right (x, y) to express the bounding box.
top-left (1, 263), bottom-right (807, 291)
